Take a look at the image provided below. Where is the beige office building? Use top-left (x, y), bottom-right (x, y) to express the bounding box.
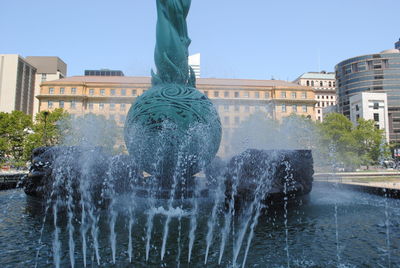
top-left (294, 71), bottom-right (336, 121)
top-left (0, 54), bottom-right (37, 115)
top-left (25, 56), bottom-right (67, 117)
top-left (38, 76), bottom-right (316, 156)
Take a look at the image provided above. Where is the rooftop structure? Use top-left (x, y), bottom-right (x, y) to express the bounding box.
top-left (84, 69), bottom-right (124, 76)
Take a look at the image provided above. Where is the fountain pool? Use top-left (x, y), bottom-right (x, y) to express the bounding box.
top-left (1, 182), bottom-right (399, 267)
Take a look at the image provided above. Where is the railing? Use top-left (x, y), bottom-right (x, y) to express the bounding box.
top-left (0, 172), bottom-right (27, 190)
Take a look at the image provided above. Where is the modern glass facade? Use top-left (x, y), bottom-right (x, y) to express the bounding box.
top-left (336, 50), bottom-right (400, 142)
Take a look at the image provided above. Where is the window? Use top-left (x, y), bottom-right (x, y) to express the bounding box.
top-left (142, 89), bottom-right (146, 94)
top-left (99, 103), bottom-right (104, 110)
top-left (373, 113), bottom-right (379, 122)
top-left (110, 103), bottom-right (115, 110)
top-left (120, 103), bottom-right (126, 111)
top-left (254, 92), bottom-right (260, 98)
top-left (302, 105), bottom-right (307, 112)
top-left (48, 101), bottom-right (53, 108)
top-left (119, 115), bottom-right (126, 123)
top-left (243, 92), bottom-right (249, 98)
top-left (280, 92), bottom-right (286, 98)
top-left (234, 106), bottom-right (239, 112)
top-left (355, 105), bottom-right (359, 111)
top-left (329, 81), bottom-right (332, 87)
top-left (311, 81), bottom-right (314, 87)
top-left (132, 89), bottom-right (137, 96)
top-left (111, 89), bottom-right (116, 96)
top-left (306, 80), bottom-right (310, 86)
top-left (89, 89), bottom-right (94, 95)
top-left (383, 59), bottom-right (389, 69)
top-left (41, 74), bottom-right (47, 82)
top-left (264, 92), bottom-right (270, 99)
top-left (282, 104), bottom-right (286, 112)
top-left (71, 101), bottom-right (76, 109)
top-left (224, 91), bottom-right (229, 97)
top-left (204, 91), bottom-right (209, 96)
top-left (59, 101), bottom-right (64, 108)
top-left (49, 88), bottom-right (54, 94)
top-left (121, 89), bottom-right (126, 96)
top-left (373, 102), bottom-right (379, 109)
top-left (352, 63), bottom-right (358, 73)
top-left (302, 92), bottom-right (307, 99)
top-left (234, 92), bottom-right (239, 98)
top-left (317, 95), bottom-right (320, 99)
top-left (224, 105), bottom-right (229, 111)
top-left (60, 88), bottom-right (65, 94)
top-left (214, 91), bottom-right (219, 97)
top-left (291, 92), bottom-right (297, 99)
top-left (292, 105), bottom-right (297, 112)
top-left (88, 103), bottom-right (93, 110)
top-left (234, 116), bottom-right (240, 124)
top-left (100, 89), bottom-right (105, 96)
top-left (245, 105), bottom-right (250, 112)
top-left (320, 81), bottom-right (323, 87)
top-left (224, 116), bottom-right (230, 124)
top-left (318, 109), bottom-right (321, 114)
top-left (71, 88), bottom-right (77, 94)
top-left (322, 96), bottom-right (325, 99)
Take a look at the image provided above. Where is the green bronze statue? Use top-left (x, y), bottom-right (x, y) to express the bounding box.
top-left (124, 0), bottom-right (221, 184)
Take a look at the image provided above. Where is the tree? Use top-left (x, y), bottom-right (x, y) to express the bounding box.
top-left (317, 113), bottom-right (386, 170)
top-left (351, 118), bottom-right (385, 166)
top-left (23, 109), bottom-right (71, 161)
top-left (0, 111), bottom-right (33, 165)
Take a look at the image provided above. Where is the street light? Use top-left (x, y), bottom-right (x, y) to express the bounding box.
top-left (42, 111), bottom-right (49, 146)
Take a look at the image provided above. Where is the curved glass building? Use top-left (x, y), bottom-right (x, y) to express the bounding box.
top-left (336, 49), bottom-right (400, 142)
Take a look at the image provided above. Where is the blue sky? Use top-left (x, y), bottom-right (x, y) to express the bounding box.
top-left (1, 0), bottom-right (399, 81)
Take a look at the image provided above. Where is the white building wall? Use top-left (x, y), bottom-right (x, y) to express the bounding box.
top-left (189, 53), bottom-right (200, 78)
top-left (0, 54), bottom-right (19, 113)
top-left (349, 92), bottom-right (389, 142)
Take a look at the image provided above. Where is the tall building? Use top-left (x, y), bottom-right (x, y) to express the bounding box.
top-left (38, 76), bottom-right (315, 156)
top-left (349, 92), bottom-right (389, 142)
top-left (293, 71), bottom-right (336, 121)
top-left (188, 53), bottom-right (200, 78)
top-left (395, 38), bottom-right (400, 50)
top-left (25, 56), bottom-right (67, 117)
top-left (84, 69), bottom-right (124, 76)
top-left (336, 49), bottom-right (400, 143)
top-left (0, 54), bottom-right (37, 115)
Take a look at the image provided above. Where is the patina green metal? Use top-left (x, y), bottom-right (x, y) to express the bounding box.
top-left (124, 0), bottom-right (222, 181)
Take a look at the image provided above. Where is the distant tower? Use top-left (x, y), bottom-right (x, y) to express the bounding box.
top-left (188, 53), bottom-right (200, 78)
top-left (395, 38), bottom-right (400, 50)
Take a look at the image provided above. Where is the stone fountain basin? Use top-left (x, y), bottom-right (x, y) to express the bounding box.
top-left (23, 146), bottom-right (314, 207)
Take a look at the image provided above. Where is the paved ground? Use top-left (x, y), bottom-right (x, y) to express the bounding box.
top-left (314, 171), bottom-right (400, 190)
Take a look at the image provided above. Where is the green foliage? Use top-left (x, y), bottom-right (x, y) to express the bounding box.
top-left (317, 113), bottom-right (386, 170)
top-left (23, 109), bottom-right (70, 161)
top-left (0, 111), bottom-right (33, 165)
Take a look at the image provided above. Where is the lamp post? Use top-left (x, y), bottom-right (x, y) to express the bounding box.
top-left (42, 111), bottom-right (49, 146)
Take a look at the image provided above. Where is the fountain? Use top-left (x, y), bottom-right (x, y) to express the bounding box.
top-left (16, 1), bottom-right (397, 267)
